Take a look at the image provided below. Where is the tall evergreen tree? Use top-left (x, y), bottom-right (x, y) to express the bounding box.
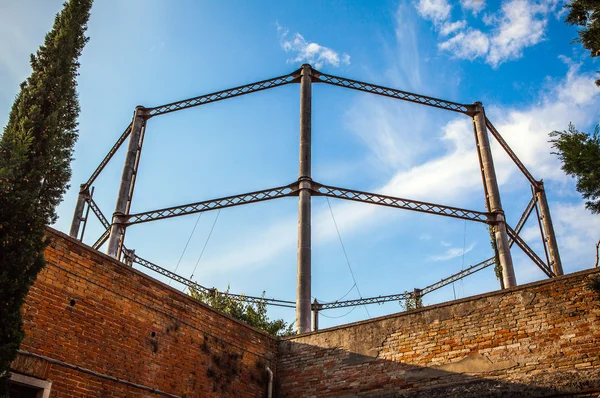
top-left (0, 1), bottom-right (92, 394)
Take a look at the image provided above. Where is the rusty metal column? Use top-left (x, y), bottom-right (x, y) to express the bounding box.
top-left (311, 299), bottom-right (320, 332)
top-left (69, 184), bottom-right (88, 238)
top-left (473, 102), bottom-right (516, 288)
top-left (535, 182), bottom-right (563, 275)
top-left (297, 64), bottom-right (312, 333)
top-left (107, 106), bottom-right (147, 259)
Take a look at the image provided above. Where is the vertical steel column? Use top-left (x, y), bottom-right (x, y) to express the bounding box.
top-left (534, 182), bottom-right (563, 275)
top-left (107, 106), bottom-right (147, 259)
top-left (297, 64), bottom-right (312, 333)
top-left (473, 102), bottom-right (516, 288)
top-left (69, 184), bottom-right (88, 238)
top-left (311, 299), bottom-right (320, 332)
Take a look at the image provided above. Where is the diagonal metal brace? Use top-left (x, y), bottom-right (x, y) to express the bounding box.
top-left (314, 183), bottom-right (491, 224)
top-left (506, 224), bottom-right (555, 278)
top-left (312, 69), bottom-right (472, 115)
top-left (127, 183), bottom-right (300, 225)
top-left (147, 71), bottom-right (300, 117)
top-left (87, 197), bottom-right (111, 229)
top-left (485, 118), bottom-right (538, 186)
top-left (83, 123), bottom-right (133, 191)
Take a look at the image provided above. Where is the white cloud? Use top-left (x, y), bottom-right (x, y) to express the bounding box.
top-left (416, 0), bottom-right (452, 23)
top-left (460, 0), bottom-right (486, 15)
top-left (439, 29), bottom-right (490, 60)
top-left (440, 20), bottom-right (467, 36)
top-left (431, 243), bottom-right (475, 261)
top-left (419, 0), bottom-right (562, 67)
top-left (277, 24), bottom-right (350, 69)
top-left (486, 0), bottom-right (549, 67)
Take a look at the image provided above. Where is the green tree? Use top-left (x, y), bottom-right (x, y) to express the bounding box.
top-left (550, 123), bottom-right (600, 214)
top-left (0, 1), bottom-right (92, 394)
top-left (565, 0), bottom-right (600, 86)
top-left (189, 286), bottom-right (295, 337)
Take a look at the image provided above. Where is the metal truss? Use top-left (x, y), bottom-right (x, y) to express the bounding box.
top-left (127, 183), bottom-right (298, 225)
top-left (315, 183), bottom-right (491, 224)
top-left (147, 72), bottom-right (299, 117)
top-left (315, 197), bottom-right (537, 311)
top-left (128, 253), bottom-right (296, 308)
top-left (485, 118), bottom-right (538, 186)
top-left (312, 70), bottom-right (471, 115)
top-left (83, 123), bottom-right (132, 190)
top-left (506, 225), bottom-right (555, 278)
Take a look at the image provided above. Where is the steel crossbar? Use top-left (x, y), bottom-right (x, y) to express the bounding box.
top-left (129, 253), bottom-right (296, 308)
top-left (315, 183), bottom-right (491, 223)
top-left (83, 123), bottom-right (132, 190)
top-left (127, 183), bottom-right (298, 225)
top-left (312, 70), bottom-right (471, 114)
top-left (506, 225), bottom-right (555, 278)
top-left (147, 72), bottom-right (299, 117)
top-left (319, 292), bottom-right (412, 310)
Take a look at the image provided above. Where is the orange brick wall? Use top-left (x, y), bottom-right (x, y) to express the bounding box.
top-left (278, 268), bottom-right (600, 397)
top-left (12, 229), bottom-right (277, 398)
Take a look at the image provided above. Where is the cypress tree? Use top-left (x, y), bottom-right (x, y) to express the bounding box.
top-left (0, 1), bottom-right (92, 394)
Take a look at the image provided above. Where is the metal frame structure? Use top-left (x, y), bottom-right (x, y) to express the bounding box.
top-left (70, 64), bottom-right (563, 333)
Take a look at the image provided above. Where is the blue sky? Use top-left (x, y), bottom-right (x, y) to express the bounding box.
top-left (2, 0), bottom-right (599, 329)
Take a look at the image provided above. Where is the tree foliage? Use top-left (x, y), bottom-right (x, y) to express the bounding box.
top-left (189, 286), bottom-right (295, 337)
top-left (550, 123), bottom-right (600, 214)
top-left (565, 0), bottom-right (600, 86)
top-left (0, 1), bottom-right (92, 394)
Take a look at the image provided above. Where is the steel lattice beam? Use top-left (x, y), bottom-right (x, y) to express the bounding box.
top-left (319, 292), bottom-right (412, 310)
top-left (92, 228), bottom-right (110, 250)
top-left (312, 70), bottom-right (471, 115)
top-left (129, 253), bottom-right (296, 308)
top-left (127, 183), bottom-right (298, 225)
top-left (147, 72), bottom-right (299, 117)
top-left (506, 225), bottom-right (555, 278)
top-left (83, 123), bottom-right (132, 191)
top-left (315, 183), bottom-right (491, 223)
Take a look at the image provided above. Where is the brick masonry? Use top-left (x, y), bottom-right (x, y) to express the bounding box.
top-left (11, 229), bottom-right (600, 397)
top-left (278, 268), bottom-right (600, 397)
top-left (11, 228), bottom-right (278, 397)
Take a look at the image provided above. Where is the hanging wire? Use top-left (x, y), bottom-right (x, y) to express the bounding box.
top-left (169, 213), bottom-right (203, 286)
top-left (320, 306), bottom-right (358, 319)
top-left (184, 210), bottom-right (221, 293)
top-left (312, 282), bottom-right (356, 304)
top-left (326, 197), bottom-right (371, 319)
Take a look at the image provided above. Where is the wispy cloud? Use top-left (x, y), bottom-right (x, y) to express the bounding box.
top-left (460, 0), bottom-right (486, 15)
top-left (431, 243), bottom-right (475, 262)
top-left (417, 0), bottom-right (561, 67)
top-left (277, 24), bottom-right (350, 69)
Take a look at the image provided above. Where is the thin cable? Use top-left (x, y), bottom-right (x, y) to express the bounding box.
top-left (187, 210), bottom-right (221, 290)
top-left (326, 197), bottom-right (371, 319)
top-left (312, 282), bottom-right (356, 304)
top-left (320, 306), bottom-right (358, 319)
top-left (169, 213), bottom-right (202, 286)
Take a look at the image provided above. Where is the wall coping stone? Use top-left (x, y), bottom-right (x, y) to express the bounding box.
top-left (284, 265), bottom-right (600, 339)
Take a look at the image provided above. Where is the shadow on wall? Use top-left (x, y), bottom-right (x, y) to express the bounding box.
top-left (277, 341), bottom-right (600, 397)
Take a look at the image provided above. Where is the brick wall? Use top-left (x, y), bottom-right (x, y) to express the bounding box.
top-left (11, 228), bottom-right (278, 398)
top-left (278, 268), bottom-right (600, 397)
